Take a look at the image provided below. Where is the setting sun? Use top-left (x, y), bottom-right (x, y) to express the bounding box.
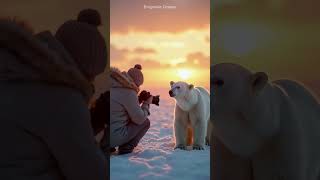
top-left (177, 69), bottom-right (192, 80)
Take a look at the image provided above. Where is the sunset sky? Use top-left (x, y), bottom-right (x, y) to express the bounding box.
top-left (110, 0), bottom-right (210, 89)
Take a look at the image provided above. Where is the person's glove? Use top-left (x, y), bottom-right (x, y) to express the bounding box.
top-left (138, 90), bottom-right (151, 104)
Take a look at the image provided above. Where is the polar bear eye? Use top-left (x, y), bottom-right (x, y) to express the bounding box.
top-left (177, 86), bottom-right (180, 89)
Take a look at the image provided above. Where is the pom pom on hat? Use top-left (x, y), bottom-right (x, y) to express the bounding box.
top-left (128, 64), bottom-right (144, 87)
top-left (134, 64), bottom-right (142, 70)
top-left (77, 9), bottom-right (101, 27)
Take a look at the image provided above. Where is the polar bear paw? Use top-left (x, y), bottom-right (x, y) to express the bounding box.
top-left (174, 144), bottom-right (187, 150)
top-left (193, 144), bottom-right (205, 150)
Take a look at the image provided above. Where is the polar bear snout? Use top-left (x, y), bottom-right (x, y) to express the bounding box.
top-left (169, 90), bottom-right (175, 97)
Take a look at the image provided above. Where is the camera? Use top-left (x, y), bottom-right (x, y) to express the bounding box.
top-left (138, 90), bottom-right (160, 106)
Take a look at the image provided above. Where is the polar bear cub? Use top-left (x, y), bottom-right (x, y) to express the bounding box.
top-left (169, 81), bottom-right (211, 150)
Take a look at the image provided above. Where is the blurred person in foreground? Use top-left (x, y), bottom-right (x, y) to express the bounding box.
top-left (0, 9), bottom-right (107, 180)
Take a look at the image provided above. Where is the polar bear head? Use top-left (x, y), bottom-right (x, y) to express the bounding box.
top-left (212, 63), bottom-right (278, 157)
top-left (169, 81), bottom-right (194, 98)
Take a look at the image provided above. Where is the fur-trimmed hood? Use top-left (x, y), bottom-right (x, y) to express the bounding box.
top-left (110, 67), bottom-right (139, 93)
top-left (0, 20), bottom-right (93, 102)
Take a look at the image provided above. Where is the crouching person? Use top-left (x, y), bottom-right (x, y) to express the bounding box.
top-left (110, 64), bottom-right (152, 155)
top-left (0, 9), bottom-right (107, 180)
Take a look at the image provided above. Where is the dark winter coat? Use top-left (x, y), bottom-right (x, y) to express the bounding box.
top-left (0, 20), bottom-right (106, 180)
top-left (91, 91), bottom-right (109, 136)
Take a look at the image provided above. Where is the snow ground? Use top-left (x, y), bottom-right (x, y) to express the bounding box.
top-left (110, 90), bottom-right (210, 180)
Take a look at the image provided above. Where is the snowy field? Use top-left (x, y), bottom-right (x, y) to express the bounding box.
top-left (110, 89), bottom-right (210, 180)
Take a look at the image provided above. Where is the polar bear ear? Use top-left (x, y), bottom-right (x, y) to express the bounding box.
top-left (189, 84), bottom-right (194, 89)
top-left (170, 81), bottom-right (175, 86)
top-left (251, 72), bottom-right (268, 93)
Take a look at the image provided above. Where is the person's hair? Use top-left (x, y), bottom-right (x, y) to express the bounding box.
top-left (0, 16), bottom-right (34, 34)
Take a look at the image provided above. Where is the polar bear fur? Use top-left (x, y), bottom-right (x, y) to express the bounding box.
top-left (211, 63), bottom-right (320, 180)
top-left (169, 81), bottom-right (211, 150)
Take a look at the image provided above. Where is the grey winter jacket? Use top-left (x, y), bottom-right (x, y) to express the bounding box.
top-left (110, 68), bottom-right (150, 147)
top-left (0, 20), bottom-right (106, 180)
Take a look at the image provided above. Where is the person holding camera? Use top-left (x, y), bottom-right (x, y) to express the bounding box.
top-left (110, 64), bottom-right (154, 154)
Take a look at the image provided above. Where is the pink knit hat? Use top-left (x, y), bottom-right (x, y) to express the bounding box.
top-left (128, 64), bottom-right (144, 87)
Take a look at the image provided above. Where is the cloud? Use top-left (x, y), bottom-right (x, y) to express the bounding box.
top-left (122, 52), bottom-right (209, 71)
top-left (133, 47), bottom-right (157, 54)
top-left (111, 45), bottom-right (164, 70)
top-left (129, 58), bottom-right (164, 69)
top-left (111, 43), bottom-right (210, 72)
top-left (111, 0), bottom-right (210, 33)
top-left (176, 52), bottom-right (210, 69)
top-left (110, 45), bottom-right (129, 63)
top-left (111, 45), bottom-right (158, 65)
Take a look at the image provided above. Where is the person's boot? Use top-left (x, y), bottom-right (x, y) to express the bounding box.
top-left (118, 145), bottom-right (134, 155)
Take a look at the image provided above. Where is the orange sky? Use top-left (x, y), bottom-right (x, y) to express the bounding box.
top-left (110, 0), bottom-right (210, 89)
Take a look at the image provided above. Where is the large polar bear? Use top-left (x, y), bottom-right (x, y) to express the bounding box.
top-left (169, 81), bottom-right (211, 150)
top-left (211, 63), bottom-right (320, 180)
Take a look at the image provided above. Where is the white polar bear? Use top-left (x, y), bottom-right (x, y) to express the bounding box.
top-left (169, 81), bottom-right (211, 150)
top-left (212, 63), bottom-right (320, 180)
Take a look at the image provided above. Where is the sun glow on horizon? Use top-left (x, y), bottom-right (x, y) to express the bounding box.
top-left (177, 69), bottom-right (192, 80)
